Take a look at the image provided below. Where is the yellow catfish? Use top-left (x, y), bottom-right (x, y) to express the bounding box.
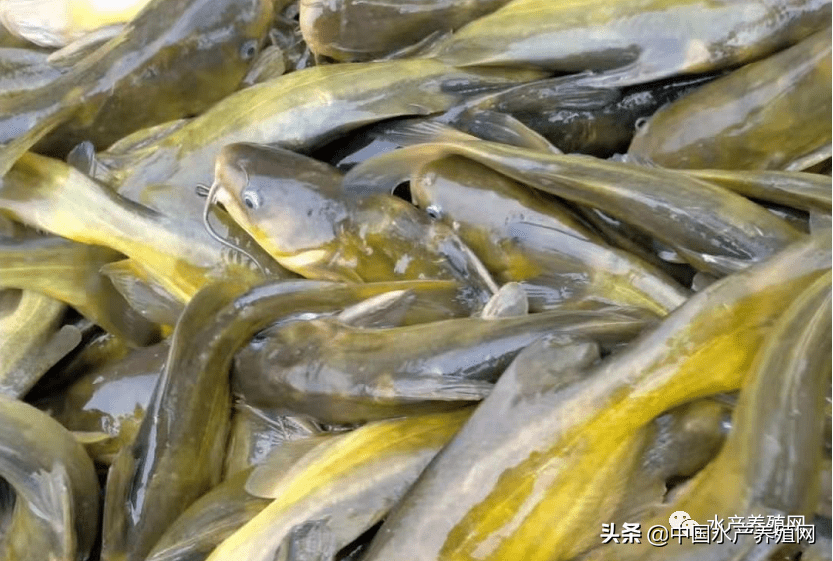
top-left (0, 152), bottom-right (286, 304)
top-left (344, 126), bottom-right (804, 275)
top-left (628, 28), bottom-right (832, 170)
top-left (585, 271), bottom-right (832, 560)
top-left (431, 0), bottom-right (829, 86)
top-left (361, 234), bottom-right (829, 561)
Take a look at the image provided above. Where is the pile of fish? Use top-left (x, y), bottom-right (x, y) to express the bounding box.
top-left (0, 0), bottom-right (830, 559)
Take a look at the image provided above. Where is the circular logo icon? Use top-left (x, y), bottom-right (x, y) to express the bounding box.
top-left (669, 511), bottom-right (691, 529)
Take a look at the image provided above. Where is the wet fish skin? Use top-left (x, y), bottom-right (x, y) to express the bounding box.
top-left (41, 341), bottom-right (167, 466)
top-left (0, 96), bottom-right (78, 181)
top-left (102, 279), bottom-right (478, 561)
top-left (588, 271), bottom-right (832, 561)
top-left (0, 289), bottom-right (73, 398)
top-left (361, 334), bottom-right (646, 561)
top-left (643, 398), bottom-right (732, 481)
top-left (0, 234), bottom-right (161, 345)
top-left (27, 328), bottom-right (132, 403)
top-left (410, 155), bottom-right (690, 315)
top-left (361, 235), bottom-right (830, 561)
top-left (432, 0), bottom-right (830, 86)
top-left (310, 119), bottom-right (420, 172)
top-left (344, 131), bottom-right (805, 275)
top-left (0, 0), bottom-right (275, 155)
top-left (206, 410), bottom-right (473, 561)
top-left (144, 467), bottom-right (271, 561)
top-left (444, 109), bottom-right (562, 154)
top-left (461, 73), bottom-right (720, 157)
top-left (333, 114), bottom-right (562, 177)
top-left (46, 25), bottom-right (126, 67)
top-left (0, 395), bottom-right (100, 561)
top-left (102, 281), bottom-right (251, 561)
top-left (681, 168), bottom-right (832, 212)
top-left (99, 59), bottom-right (543, 207)
top-left (212, 143), bottom-right (498, 297)
top-left (0, 47), bottom-right (66, 98)
top-left (300, 0), bottom-right (511, 62)
top-left (572, 206), bottom-right (699, 288)
top-left (224, 403), bottom-right (322, 479)
top-left (629, 28), bottom-right (833, 170)
top-left (610, 397), bottom-right (733, 525)
top-left (232, 306), bottom-right (652, 424)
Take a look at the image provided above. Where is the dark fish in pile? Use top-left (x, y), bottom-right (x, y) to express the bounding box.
top-left (0, 1), bottom-right (828, 560)
top-left (210, 143), bottom-right (498, 298)
top-left (408, 154), bottom-right (689, 314)
top-left (0, 0), bottom-right (275, 155)
top-left (431, 0), bottom-right (830, 85)
top-left (629, 28), bottom-right (832, 171)
top-left (344, 126), bottom-right (805, 275)
top-left (232, 305), bottom-right (652, 424)
top-left (299, 0), bottom-right (512, 62)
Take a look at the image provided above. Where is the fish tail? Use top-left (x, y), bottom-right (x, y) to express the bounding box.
top-left (34, 462), bottom-right (76, 558)
top-left (0, 152), bottom-right (123, 244)
top-left (100, 259), bottom-right (184, 327)
top-left (447, 109), bottom-right (561, 154)
top-left (377, 118), bottom-right (477, 146)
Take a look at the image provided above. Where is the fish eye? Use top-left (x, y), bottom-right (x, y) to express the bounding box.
top-left (425, 205), bottom-right (443, 220)
top-left (242, 189), bottom-right (261, 210)
top-left (240, 40), bottom-right (258, 60)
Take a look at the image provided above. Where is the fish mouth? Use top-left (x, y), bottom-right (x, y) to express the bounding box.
top-left (197, 179), bottom-right (266, 275)
top-left (211, 182), bottom-right (242, 216)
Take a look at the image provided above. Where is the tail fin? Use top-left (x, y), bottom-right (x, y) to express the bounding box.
top-left (0, 152), bottom-right (132, 244)
top-left (375, 118), bottom-right (476, 146)
top-left (448, 109), bottom-right (561, 154)
top-left (100, 259), bottom-right (184, 328)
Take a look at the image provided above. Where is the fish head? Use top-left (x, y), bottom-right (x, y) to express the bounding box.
top-left (410, 156), bottom-right (546, 276)
top-left (410, 159), bottom-right (458, 224)
top-left (212, 143), bottom-right (348, 259)
top-left (185, 0), bottom-right (275, 69)
top-left (232, 319), bottom-right (335, 403)
top-left (411, 156), bottom-right (532, 234)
